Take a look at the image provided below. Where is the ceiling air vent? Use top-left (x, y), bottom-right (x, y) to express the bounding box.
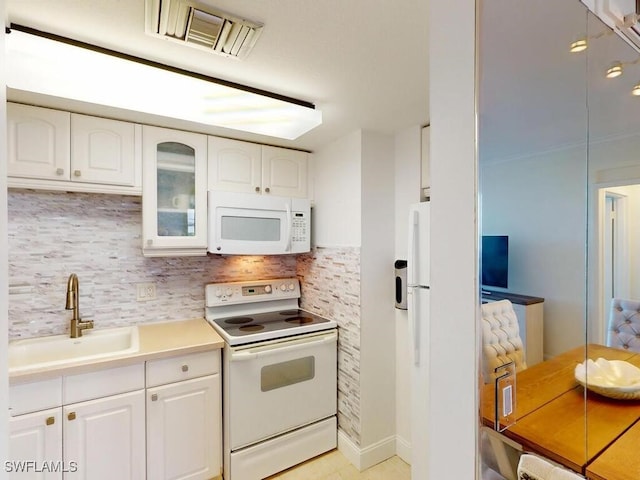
top-left (145, 0), bottom-right (263, 59)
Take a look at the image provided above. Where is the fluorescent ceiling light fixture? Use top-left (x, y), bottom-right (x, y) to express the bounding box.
top-left (5, 27), bottom-right (322, 140)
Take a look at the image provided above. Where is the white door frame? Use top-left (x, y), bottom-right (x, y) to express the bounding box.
top-left (603, 190), bottom-right (630, 322)
top-left (594, 184), bottom-right (633, 344)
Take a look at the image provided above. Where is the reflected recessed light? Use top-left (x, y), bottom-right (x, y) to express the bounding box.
top-left (606, 62), bottom-right (624, 78)
top-left (570, 39), bottom-right (588, 53)
top-left (569, 28), bottom-right (615, 53)
top-left (632, 84), bottom-right (640, 96)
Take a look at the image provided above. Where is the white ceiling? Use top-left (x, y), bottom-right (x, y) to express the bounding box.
top-left (6, 0), bottom-right (430, 152)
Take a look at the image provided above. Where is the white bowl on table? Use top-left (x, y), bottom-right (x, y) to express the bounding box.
top-left (575, 357), bottom-right (640, 400)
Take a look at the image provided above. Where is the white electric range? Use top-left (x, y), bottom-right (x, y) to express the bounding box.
top-left (205, 278), bottom-right (338, 480)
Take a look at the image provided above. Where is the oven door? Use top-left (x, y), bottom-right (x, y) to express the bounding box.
top-left (226, 330), bottom-right (337, 450)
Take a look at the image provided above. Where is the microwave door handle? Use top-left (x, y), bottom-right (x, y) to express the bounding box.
top-left (285, 202), bottom-right (292, 252)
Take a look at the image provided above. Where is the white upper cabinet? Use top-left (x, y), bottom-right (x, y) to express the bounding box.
top-left (71, 113), bottom-right (137, 186)
top-left (207, 137), bottom-right (261, 194)
top-left (7, 103), bottom-right (142, 195)
top-left (142, 125), bottom-right (208, 257)
top-left (208, 137), bottom-right (308, 198)
top-left (7, 103), bottom-right (70, 180)
top-left (262, 145), bottom-right (308, 198)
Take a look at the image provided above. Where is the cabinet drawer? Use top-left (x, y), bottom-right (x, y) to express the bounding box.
top-left (63, 363), bottom-right (145, 404)
top-left (10, 377), bottom-right (62, 416)
top-left (146, 350), bottom-right (220, 387)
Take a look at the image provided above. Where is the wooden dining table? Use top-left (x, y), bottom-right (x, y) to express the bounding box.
top-left (481, 344), bottom-right (640, 479)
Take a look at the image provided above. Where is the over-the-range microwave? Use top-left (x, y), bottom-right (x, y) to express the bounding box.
top-left (208, 191), bottom-right (311, 255)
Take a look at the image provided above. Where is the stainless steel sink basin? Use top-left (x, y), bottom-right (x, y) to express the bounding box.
top-left (9, 326), bottom-right (139, 373)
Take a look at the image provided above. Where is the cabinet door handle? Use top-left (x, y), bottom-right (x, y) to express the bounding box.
top-left (56, 168), bottom-right (64, 176)
top-left (255, 186), bottom-right (261, 193)
top-left (151, 393), bottom-right (158, 401)
top-left (46, 416), bottom-right (55, 426)
top-left (74, 170), bottom-right (81, 177)
top-left (181, 364), bottom-right (189, 372)
top-left (264, 187), bottom-right (270, 193)
top-left (68, 412), bottom-right (76, 421)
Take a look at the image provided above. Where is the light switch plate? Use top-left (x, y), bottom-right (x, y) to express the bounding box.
top-left (494, 361), bottom-right (516, 432)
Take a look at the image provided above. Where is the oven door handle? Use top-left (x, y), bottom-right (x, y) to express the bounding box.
top-left (230, 332), bottom-right (337, 362)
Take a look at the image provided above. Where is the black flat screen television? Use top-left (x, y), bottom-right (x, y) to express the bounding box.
top-left (481, 235), bottom-right (508, 290)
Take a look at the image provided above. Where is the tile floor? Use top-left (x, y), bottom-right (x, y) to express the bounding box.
top-left (265, 449), bottom-right (410, 480)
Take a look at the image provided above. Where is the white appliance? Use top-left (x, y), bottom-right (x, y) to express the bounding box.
top-left (208, 191), bottom-right (310, 255)
top-left (407, 201), bottom-right (430, 480)
top-left (205, 278), bottom-right (337, 480)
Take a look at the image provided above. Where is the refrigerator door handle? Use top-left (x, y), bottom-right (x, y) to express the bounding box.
top-left (408, 209), bottom-right (419, 286)
top-left (410, 289), bottom-right (420, 366)
top-left (409, 285), bottom-right (429, 366)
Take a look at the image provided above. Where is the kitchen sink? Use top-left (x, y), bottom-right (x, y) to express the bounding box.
top-left (9, 326), bottom-right (139, 373)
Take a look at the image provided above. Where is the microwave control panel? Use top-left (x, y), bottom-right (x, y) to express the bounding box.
top-left (291, 212), bottom-right (308, 244)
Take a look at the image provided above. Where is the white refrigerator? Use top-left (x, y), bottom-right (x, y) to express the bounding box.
top-left (407, 201), bottom-right (430, 480)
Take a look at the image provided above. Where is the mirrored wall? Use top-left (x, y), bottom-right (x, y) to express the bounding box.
top-left (478, 0), bottom-right (640, 478)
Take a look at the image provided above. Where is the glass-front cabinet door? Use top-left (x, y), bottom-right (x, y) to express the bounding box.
top-left (142, 125), bottom-right (208, 256)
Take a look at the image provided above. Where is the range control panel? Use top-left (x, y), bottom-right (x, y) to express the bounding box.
top-left (205, 278), bottom-right (301, 306)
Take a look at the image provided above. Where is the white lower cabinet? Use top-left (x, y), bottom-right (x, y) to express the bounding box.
top-left (63, 390), bottom-right (145, 480)
top-left (9, 407), bottom-right (63, 480)
top-left (145, 350), bottom-right (222, 480)
top-left (146, 375), bottom-right (221, 480)
top-left (9, 365), bottom-right (146, 480)
top-left (8, 350), bottom-right (221, 480)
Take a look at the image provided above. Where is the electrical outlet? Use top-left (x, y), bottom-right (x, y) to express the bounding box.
top-left (136, 282), bottom-right (156, 301)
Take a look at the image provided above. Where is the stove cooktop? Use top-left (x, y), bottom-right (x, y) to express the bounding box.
top-left (205, 278), bottom-right (337, 345)
top-left (211, 308), bottom-right (334, 342)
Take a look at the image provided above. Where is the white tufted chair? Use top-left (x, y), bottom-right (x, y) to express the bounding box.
top-left (481, 299), bottom-right (527, 383)
top-left (606, 298), bottom-right (640, 352)
top-left (517, 453), bottom-right (585, 479)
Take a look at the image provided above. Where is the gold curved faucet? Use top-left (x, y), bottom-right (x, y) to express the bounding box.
top-left (65, 273), bottom-right (94, 338)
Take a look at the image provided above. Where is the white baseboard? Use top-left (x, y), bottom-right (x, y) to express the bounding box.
top-left (337, 430), bottom-right (405, 471)
top-left (337, 430), bottom-right (361, 469)
top-left (395, 434), bottom-right (412, 465)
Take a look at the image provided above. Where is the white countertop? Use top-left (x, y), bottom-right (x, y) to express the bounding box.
top-left (9, 318), bottom-right (224, 384)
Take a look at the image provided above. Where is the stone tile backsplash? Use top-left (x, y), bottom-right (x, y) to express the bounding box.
top-left (297, 247), bottom-right (362, 445)
top-left (8, 189), bottom-right (362, 446)
top-left (7, 191), bottom-right (297, 338)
